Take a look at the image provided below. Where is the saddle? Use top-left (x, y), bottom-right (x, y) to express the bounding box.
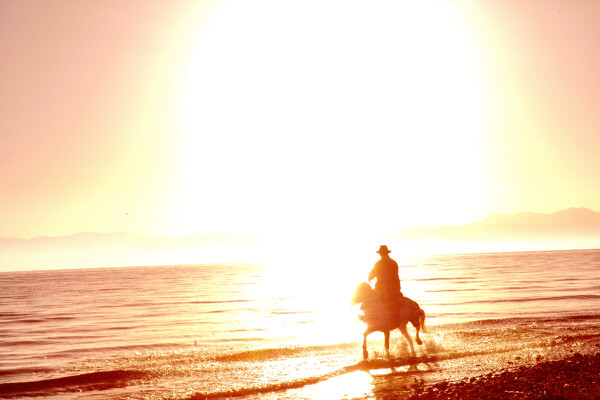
top-left (359, 291), bottom-right (405, 325)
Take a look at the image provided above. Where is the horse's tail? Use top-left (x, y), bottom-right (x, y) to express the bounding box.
top-left (419, 307), bottom-right (427, 333)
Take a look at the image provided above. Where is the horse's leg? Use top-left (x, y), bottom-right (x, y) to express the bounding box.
top-left (399, 323), bottom-right (416, 356)
top-left (414, 323), bottom-right (423, 345)
top-left (362, 328), bottom-right (372, 359)
top-left (415, 325), bottom-right (423, 344)
top-left (414, 308), bottom-right (425, 345)
top-left (384, 330), bottom-right (391, 359)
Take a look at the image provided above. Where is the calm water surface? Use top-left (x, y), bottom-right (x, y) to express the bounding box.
top-left (1, 249), bottom-right (599, 399)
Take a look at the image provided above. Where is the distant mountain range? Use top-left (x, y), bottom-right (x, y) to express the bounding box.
top-left (0, 232), bottom-right (265, 271)
top-left (1, 208), bottom-right (599, 270)
top-left (393, 207), bottom-right (600, 241)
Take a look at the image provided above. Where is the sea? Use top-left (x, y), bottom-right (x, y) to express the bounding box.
top-left (1, 249), bottom-right (600, 399)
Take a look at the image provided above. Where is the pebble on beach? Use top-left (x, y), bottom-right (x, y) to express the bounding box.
top-left (408, 352), bottom-right (600, 400)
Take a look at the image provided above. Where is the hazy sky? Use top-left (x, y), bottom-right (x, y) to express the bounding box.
top-left (2, 0), bottom-right (600, 240)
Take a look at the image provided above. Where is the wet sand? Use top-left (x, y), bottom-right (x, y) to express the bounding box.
top-left (407, 351), bottom-right (600, 400)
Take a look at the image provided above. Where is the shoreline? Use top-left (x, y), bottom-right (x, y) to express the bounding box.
top-left (407, 350), bottom-right (600, 399)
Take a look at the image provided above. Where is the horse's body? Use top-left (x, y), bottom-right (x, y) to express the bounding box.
top-left (352, 282), bottom-right (426, 359)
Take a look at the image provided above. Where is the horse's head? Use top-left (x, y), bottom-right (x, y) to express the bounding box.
top-left (351, 281), bottom-right (374, 306)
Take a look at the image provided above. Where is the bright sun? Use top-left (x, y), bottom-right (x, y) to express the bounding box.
top-left (170, 0), bottom-right (490, 239)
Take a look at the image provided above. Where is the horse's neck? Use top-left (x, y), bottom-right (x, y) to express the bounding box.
top-left (363, 292), bottom-right (386, 311)
top-left (400, 296), bottom-right (414, 307)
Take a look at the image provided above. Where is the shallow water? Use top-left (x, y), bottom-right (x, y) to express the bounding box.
top-left (1, 249), bottom-right (599, 399)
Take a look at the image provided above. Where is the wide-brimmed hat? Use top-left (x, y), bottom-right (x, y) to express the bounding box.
top-left (376, 245), bottom-right (391, 254)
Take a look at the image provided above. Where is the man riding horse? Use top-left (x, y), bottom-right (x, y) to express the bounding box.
top-left (368, 245), bottom-right (403, 307)
top-left (354, 245), bottom-right (424, 358)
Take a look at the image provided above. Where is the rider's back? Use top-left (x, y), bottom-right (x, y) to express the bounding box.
top-left (370, 256), bottom-right (400, 296)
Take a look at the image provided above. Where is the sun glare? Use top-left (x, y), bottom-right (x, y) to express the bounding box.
top-left (171, 0), bottom-right (490, 238)
top-left (253, 247), bottom-right (368, 344)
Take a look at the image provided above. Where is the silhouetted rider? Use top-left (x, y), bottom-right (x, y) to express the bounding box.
top-left (368, 245), bottom-right (402, 302)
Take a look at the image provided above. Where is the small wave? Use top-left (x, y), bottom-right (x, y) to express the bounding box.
top-left (269, 310), bottom-right (311, 315)
top-left (213, 346), bottom-right (306, 363)
top-left (0, 366), bottom-right (54, 379)
top-left (191, 299), bottom-right (253, 305)
top-left (229, 328), bottom-right (268, 333)
top-left (6, 315), bottom-right (78, 324)
top-left (1, 339), bottom-right (56, 347)
top-left (202, 337), bottom-right (267, 344)
top-left (204, 309), bottom-right (243, 315)
top-left (435, 294), bottom-right (600, 307)
top-left (211, 343), bottom-right (355, 363)
top-left (438, 312), bottom-right (600, 332)
top-left (424, 288), bottom-right (478, 293)
top-left (0, 312), bottom-right (29, 321)
top-left (0, 370), bottom-right (146, 398)
top-left (9, 318), bottom-right (46, 324)
top-left (412, 277), bottom-right (457, 282)
top-left (557, 313), bottom-right (600, 323)
top-left (186, 374), bottom-right (334, 399)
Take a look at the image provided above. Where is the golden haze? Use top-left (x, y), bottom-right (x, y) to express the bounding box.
top-left (1, 1), bottom-right (599, 267)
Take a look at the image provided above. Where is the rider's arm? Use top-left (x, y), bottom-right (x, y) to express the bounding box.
top-left (368, 265), bottom-right (377, 282)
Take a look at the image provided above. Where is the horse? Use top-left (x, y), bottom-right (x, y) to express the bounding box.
top-left (352, 282), bottom-right (426, 359)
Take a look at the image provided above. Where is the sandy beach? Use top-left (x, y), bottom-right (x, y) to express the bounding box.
top-left (407, 350), bottom-right (600, 400)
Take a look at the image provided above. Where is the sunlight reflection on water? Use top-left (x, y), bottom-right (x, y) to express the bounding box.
top-left (244, 258), bottom-right (367, 346)
top-left (284, 370), bottom-right (373, 400)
